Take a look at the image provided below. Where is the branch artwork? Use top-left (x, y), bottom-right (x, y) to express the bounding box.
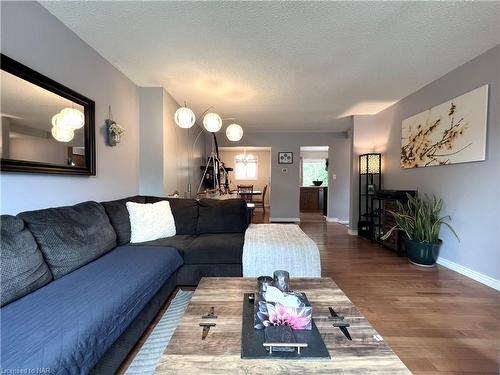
top-left (401, 85), bottom-right (488, 169)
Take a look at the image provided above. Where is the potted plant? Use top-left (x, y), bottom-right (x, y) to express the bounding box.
top-left (382, 194), bottom-right (458, 267)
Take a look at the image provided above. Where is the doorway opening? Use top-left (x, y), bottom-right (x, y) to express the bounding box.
top-left (300, 146), bottom-right (329, 222)
top-left (219, 146), bottom-right (271, 221)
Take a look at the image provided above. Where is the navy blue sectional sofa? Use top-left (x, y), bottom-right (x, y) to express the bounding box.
top-left (0, 196), bottom-right (248, 375)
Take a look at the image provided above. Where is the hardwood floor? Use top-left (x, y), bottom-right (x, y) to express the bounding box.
top-left (120, 209), bottom-right (500, 374)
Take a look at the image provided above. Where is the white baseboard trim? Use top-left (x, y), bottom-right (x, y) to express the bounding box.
top-left (347, 229), bottom-right (358, 236)
top-left (269, 217), bottom-right (301, 223)
top-left (326, 217), bottom-right (349, 224)
top-left (437, 257), bottom-right (500, 291)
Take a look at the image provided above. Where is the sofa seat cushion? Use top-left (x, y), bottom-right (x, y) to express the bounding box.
top-left (102, 195), bottom-right (146, 245)
top-left (0, 215), bottom-right (53, 307)
top-left (0, 245), bottom-right (183, 374)
top-left (18, 201), bottom-right (117, 279)
top-left (144, 197), bottom-right (198, 235)
top-left (197, 199), bottom-right (249, 234)
top-left (183, 233), bottom-right (244, 264)
top-left (132, 234), bottom-right (196, 253)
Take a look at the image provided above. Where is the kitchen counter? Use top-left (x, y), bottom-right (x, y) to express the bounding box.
top-left (300, 186), bottom-right (327, 212)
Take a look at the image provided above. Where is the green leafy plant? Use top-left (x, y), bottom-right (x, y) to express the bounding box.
top-left (381, 194), bottom-right (459, 243)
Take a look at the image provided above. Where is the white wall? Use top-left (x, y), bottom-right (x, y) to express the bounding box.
top-left (139, 87), bottom-right (205, 197)
top-left (350, 45), bottom-right (500, 287)
top-left (219, 149), bottom-right (271, 206)
top-left (218, 131), bottom-right (351, 222)
top-left (0, 1), bottom-right (140, 214)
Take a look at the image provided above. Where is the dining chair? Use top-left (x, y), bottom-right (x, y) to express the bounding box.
top-left (237, 184), bottom-right (254, 202)
top-left (253, 184), bottom-right (268, 214)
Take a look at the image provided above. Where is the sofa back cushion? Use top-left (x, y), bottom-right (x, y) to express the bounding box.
top-left (102, 196), bottom-right (146, 245)
top-left (1, 215), bottom-right (53, 306)
top-left (144, 197), bottom-right (198, 235)
top-left (197, 199), bottom-right (249, 234)
top-left (18, 201), bottom-right (117, 279)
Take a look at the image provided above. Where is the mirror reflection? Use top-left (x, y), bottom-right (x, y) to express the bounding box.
top-left (1, 70), bottom-right (86, 167)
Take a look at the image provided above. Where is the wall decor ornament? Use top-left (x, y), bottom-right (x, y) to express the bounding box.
top-left (278, 152), bottom-right (293, 164)
top-left (401, 85), bottom-right (488, 168)
top-left (105, 105), bottom-right (125, 147)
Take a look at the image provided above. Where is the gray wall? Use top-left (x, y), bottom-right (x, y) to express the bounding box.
top-left (138, 88), bottom-right (164, 196)
top-left (218, 130), bottom-right (352, 221)
top-left (1, 1), bottom-right (140, 214)
top-left (352, 45), bottom-right (500, 282)
top-left (139, 87), bottom-right (205, 197)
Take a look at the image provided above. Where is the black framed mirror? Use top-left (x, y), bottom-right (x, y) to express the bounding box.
top-left (1, 54), bottom-right (96, 175)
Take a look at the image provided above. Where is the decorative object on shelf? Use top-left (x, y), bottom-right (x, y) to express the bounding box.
top-left (381, 193), bottom-right (459, 267)
top-left (273, 270), bottom-right (290, 292)
top-left (105, 105), bottom-right (125, 146)
top-left (358, 153), bottom-right (382, 240)
top-left (312, 180), bottom-right (323, 186)
top-left (401, 85), bottom-right (488, 169)
top-left (278, 152), bottom-right (293, 164)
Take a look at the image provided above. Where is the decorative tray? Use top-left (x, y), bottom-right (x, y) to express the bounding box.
top-left (240, 293), bottom-right (331, 360)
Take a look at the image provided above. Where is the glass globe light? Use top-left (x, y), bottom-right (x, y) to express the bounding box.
top-left (203, 112), bottom-right (222, 132)
top-left (226, 123), bottom-right (243, 141)
top-left (59, 108), bottom-right (85, 129)
top-left (51, 125), bottom-right (75, 142)
top-left (174, 106), bottom-right (196, 129)
top-left (51, 113), bottom-right (62, 127)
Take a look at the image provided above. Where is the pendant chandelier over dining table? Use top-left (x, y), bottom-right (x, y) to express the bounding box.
top-left (174, 104), bottom-right (243, 142)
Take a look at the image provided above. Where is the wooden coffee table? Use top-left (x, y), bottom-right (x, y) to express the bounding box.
top-left (154, 277), bottom-right (410, 374)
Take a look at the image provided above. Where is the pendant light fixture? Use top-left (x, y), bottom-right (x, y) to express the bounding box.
top-left (174, 103), bottom-right (244, 141)
top-left (59, 108), bottom-right (84, 130)
top-left (50, 107), bottom-right (84, 142)
top-left (226, 123), bottom-right (243, 141)
top-left (203, 112), bottom-right (223, 132)
top-left (51, 124), bottom-right (75, 142)
top-left (174, 106), bottom-right (196, 128)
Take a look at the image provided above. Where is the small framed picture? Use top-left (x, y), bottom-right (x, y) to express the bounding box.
top-left (367, 184), bottom-right (376, 195)
top-left (278, 152), bottom-right (293, 164)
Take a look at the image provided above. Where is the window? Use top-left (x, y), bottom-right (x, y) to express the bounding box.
top-left (302, 159), bottom-right (328, 186)
top-left (234, 153), bottom-right (257, 180)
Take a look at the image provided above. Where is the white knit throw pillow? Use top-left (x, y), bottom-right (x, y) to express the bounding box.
top-left (126, 201), bottom-right (176, 243)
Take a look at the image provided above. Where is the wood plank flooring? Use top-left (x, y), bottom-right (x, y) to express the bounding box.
top-left (120, 209), bottom-right (500, 374)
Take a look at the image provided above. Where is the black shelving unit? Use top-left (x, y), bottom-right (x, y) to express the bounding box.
top-left (358, 153), bottom-right (382, 240)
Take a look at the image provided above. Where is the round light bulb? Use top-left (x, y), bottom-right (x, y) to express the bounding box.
top-left (51, 113), bottom-right (62, 127)
top-left (174, 106), bottom-right (196, 129)
top-left (59, 107), bottom-right (84, 129)
top-left (203, 112), bottom-right (222, 132)
top-left (226, 123), bottom-right (243, 141)
top-left (51, 125), bottom-right (75, 142)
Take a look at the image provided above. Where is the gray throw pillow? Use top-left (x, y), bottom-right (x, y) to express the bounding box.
top-left (1, 215), bottom-right (53, 307)
top-left (19, 201), bottom-right (117, 279)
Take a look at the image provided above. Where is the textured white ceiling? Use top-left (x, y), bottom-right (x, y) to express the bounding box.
top-left (41, 1), bottom-right (500, 132)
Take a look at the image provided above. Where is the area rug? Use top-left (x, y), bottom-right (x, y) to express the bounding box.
top-left (125, 290), bottom-right (193, 375)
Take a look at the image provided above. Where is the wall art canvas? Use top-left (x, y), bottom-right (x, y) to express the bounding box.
top-left (401, 85), bottom-right (488, 169)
